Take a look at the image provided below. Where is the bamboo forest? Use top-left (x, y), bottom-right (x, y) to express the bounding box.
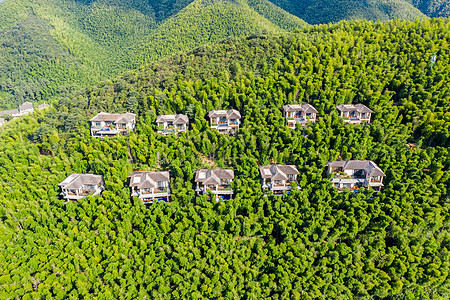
top-left (0, 19), bottom-right (449, 298)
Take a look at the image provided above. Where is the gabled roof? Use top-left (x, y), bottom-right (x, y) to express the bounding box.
top-left (19, 102), bottom-right (33, 111)
top-left (326, 160), bottom-right (385, 177)
top-left (0, 109), bottom-right (19, 116)
top-left (129, 171), bottom-right (170, 188)
top-left (354, 104), bottom-right (373, 113)
top-left (195, 168), bottom-right (234, 183)
top-left (259, 165), bottom-right (299, 179)
top-left (59, 174), bottom-right (103, 189)
top-left (208, 109), bottom-right (241, 119)
top-left (336, 104), bottom-right (373, 113)
top-left (90, 112), bottom-right (136, 123)
top-left (283, 104), bottom-right (318, 114)
top-left (156, 114), bottom-right (189, 124)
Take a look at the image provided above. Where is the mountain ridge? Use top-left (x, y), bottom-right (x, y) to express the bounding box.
top-left (1, 0), bottom-right (450, 108)
top-left (0, 0), bottom-right (306, 108)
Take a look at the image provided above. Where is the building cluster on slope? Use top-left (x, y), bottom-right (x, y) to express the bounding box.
top-left (0, 102), bottom-right (49, 127)
top-left (88, 103), bottom-right (372, 138)
top-left (59, 161), bottom-right (385, 203)
top-left (60, 103), bottom-right (382, 203)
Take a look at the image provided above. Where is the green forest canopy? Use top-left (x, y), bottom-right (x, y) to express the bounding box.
top-left (0, 0), bottom-right (306, 109)
top-left (0, 19), bottom-right (449, 298)
top-left (2, 0), bottom-right (450, 111)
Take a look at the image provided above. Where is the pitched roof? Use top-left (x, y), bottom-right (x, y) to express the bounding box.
top-left (336, 104), bottom-right (373, 113)
top-left (19, 101), bottom-right (33, 111)
top-left (283, 104), bottom-right (318, 114)
top-left (59, 174), bottom-right (103, 189)
top-left (129, 171), bottom-right (170, 188)
top-left (195, 168), bottom-right (234, 183)
top-left (90, 112), bottom-right (136, 123)
top-left (156, 114), bottom-right (175, 123)
top-left (156, 114), bottom-right (189, 124)
top-left (326, 160), bottom-right (385, 176)
top-left (259, 165), bottom-right (299, 179)
top-left (0, 109), bottom-right (19, 116)
top-left (354, 104), bottom-right (373, 113)
top-left (173, 114), bottom-right (189, 124)
top-left (208, 109), bottom-right (241, 119)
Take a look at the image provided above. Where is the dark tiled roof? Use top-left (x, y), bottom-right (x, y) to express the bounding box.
top-left (0, 109), bottom-right (19, 116)
top-left (259, 165), bottom-right (299, 179)
top-left (90, 112), bottom-right (136, 123)
top-left (326, 160), bottom-right (385, 176)
top-left (336, 104), bottom-right (373, 113)
top-left (283, 104), bottom-right (318, 114)
top-left (59, 174), bottom-right (103, 189)
top-left (208, 109), bottom-right (241, 119)
top-left (19, 102), bottom-right (33, 111)
top-left (157, 114), bottom-right (189, 124)
top-left (129, 171), bottom-right (170, 188)
top-left (195, 168), bottom-right (234, 182)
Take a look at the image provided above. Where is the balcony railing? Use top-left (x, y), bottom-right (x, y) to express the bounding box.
top-left (140, 188), bottom-right (168, 195)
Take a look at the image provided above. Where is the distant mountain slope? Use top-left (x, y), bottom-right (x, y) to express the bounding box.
top-left (135, 0), bottom-right (307, 62)
top-left (0, 0), bottom-right (307, 108)
top-left (408, 0), bottom-right (450, 17)
top-left (271, 0), bottom-right (427, 24)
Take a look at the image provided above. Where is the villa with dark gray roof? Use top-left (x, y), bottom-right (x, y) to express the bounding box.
top-left (59, 174), bottom-right (104, 200)
top-left (156, 114), bottom-right (189, 134)
top-left (195, 168), bottom-right (234, 201)
top-left (208, 109), bottom-right (241, 134)
top-left (325, 160), bottom-right (385, 192)
top-left (259, 165), bottom-right (300, 195)
top-left (90, 112), bottom-right (136, 137)
top-left (283, 104), bottom-right (318, 129)
top-left (129, 171), bottom-right (170, 204)
top-left (336, 104), bottom-right (373, 124)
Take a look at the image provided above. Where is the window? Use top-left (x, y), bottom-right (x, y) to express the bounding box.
top-left (157, 181), bottom-right (166, 188)
top-left (288, 174), bottom-right (295, 181)
top-left (94, 121), bottom-right (101, 127)
top-left (354, 169), bottom-right (365, 178)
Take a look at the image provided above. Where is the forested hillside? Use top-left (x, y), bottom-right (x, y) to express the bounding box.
top-left (408, 0), bottom-right (450, 18)
top-left (2, 0), bottom-right (449, 110)
top-left (0, 19), bottom-right (449, 298)
top-left (0, 0), bottom-right (306, 109)
top-left (271, 0), bottom-right (428, 24)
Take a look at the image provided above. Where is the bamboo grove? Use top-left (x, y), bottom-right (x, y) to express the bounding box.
top-left (0, 19), bottom-right (449, 298)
